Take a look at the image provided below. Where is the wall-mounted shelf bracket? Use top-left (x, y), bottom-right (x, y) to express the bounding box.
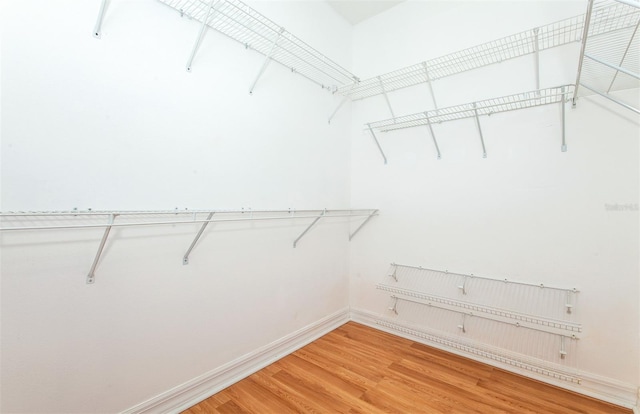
top-left (249, 27), bottom-right (285, 94)
top-left (182, 212), bottom-right (215, 265)
top-left (472, 103), bottom-right (488, 158)
top-left (458, 314), bottom-right (467, 333)
top-left (93, 0), bottom-right (109, 39)
top-left (561, 86), bottom-right (567, 152)
top-left (532, 27), bottom-right (541, 93)
top-left (349, 209), bottom-right (378, 241)
top-left (389, 296), bottom-right (399, 314)
top-left (426, 117), bottom-right (441, 159)
top-left (379, 76), bottom-right (396, 119)
top-left (422, 62), bottom-right (438, 110)
top-left (328, 96), bottom-right (349, 124)
top-left (86, 214), bottom-right (116, 284)
top-left (293, 209), bottom-right (325, 248)
top-left (186, 0), bottom-right (217, 72)
top-left (367, 124), bottom-right (388, 164)
top-left (457, 276), bottom-right (468, 295)
top-left (389, 265), bottom-right (398, 282)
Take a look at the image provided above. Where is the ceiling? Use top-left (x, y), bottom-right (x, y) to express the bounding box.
top-left (326, 0), bottom-right (405, 25)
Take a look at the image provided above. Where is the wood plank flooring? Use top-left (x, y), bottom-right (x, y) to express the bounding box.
top-left (183, 322), bottom-right (632, 413)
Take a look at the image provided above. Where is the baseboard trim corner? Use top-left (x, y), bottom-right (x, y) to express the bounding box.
top-left (121, 308), bottom-right (350, 414)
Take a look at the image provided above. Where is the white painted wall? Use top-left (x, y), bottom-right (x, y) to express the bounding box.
top-left (0, 0), bottom-right (353, 412)
top-left (348, 0), bottom-right (639, 405)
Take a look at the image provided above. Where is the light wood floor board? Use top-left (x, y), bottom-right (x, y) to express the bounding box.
top-left (183, 322), bottom-right (632, 414)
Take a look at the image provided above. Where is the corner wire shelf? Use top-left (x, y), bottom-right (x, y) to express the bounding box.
top-left (337, 14), bottom-right (586, 102)
top-left (364, 85), bottom-right (573, 163)
top-left (0, 208), bottom-right (378, 284)
top-left (155, 0), bottom-right (360, 93)
top-left (574, 0), bottom-right (640, 114)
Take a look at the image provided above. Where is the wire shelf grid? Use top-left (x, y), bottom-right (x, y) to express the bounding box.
top-left (576, 0), bottom-right (640, 110)
top-left (158, 0), bottom-right (359, 90)
top-left (338, 14), bottom-right (584, 100)
top-left (367, 85), bottom-right (573, 133)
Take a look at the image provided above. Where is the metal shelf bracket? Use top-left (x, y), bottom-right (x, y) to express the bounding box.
top-left (426, 116), bottom-right (441, 160)
top-left (367, 124), bottom-right (388, 164)
top-left (93, 0), bottom-right (109, 39)
top-left (249, 27), bottom-right (285, 94)
top-left (349, 209), bottom-right (378, 241)
top-left (422, 62), bottom-right (438, 110)
top-left (533, 27), bottom-right (541, 94)
top-left (182, 212), bottom-right (215, 265)
top-left (186, 0), bottom-right (217, 72)
top-left (86, 213), bottom-right (116, 284)
top-left (472, 103), bottom-right (488, 158)
top-left (293, 209), bottom-right (325, 248)
top-left (561, 86), bottom-right (567, 152)
top-left (379, 76), bottom-right (396, 119)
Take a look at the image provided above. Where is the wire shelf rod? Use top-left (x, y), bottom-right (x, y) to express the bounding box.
top-left (0, 208), bottom-right (375, 217)
top-left (388, 263), bottom-right (579, 293)
top-left (0, 211), bottom-right (378, 232)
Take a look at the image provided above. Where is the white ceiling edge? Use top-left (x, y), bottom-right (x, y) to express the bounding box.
top-left (326, 0), bottom-right (406, 25)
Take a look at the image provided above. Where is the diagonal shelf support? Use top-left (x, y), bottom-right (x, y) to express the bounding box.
top-left (472, 103), bottom-right (488, 158)
top-left (607, 19), bottom-right (640, 92)
top-left (183, 212), bottom-right (215, 265)
top-left (93, 0), bottom-right (109, 39)
top-left (426, 116), bottom-right (441, 160)
top-left (573, 0), bottom-right (595, 107)
top-left (349, 209), bottom-right (378, 241)
top-left (422, 62), bottom-right (438, 110)
top-left (367, 124), bottom-right (388, 164)
top-left (561, 86), bottom-right (567, 152)
top-left (379, 76), bottom-right (396, 119)
top-left (293, 210), bottom-right (325, 248)
top-left (328, 96), bottom-right (349, 124)
top-left (533, 27), bottom-right (541, 94)
top-left (186, 0), bottom-right (217, 72)
top-left (249, 28), bottom-right (285, 94)
top-left (86, 214), bottom-right (116, 284)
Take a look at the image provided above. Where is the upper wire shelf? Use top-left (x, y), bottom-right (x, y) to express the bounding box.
top-left (367, 85), bottom-right (573, 133)
top-left (337, 15), bottom-right (584, 100)
top-left (574, 0), bottom-right (640, 113)
top-left (157, 0), bottom-right (359, 91)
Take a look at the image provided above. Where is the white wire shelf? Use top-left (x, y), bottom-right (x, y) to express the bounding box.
top-left (574, 0), bottom-right (640, 113)
top-left (1, 208), bottom-right (378, 284)
top-left (337, 14), bottom-right (584, 101)
top-left (367, 85), bottom-right (572, 132)
top-left (157, 0), bottom-right (359, 91)
top-left (376, 319), bottom-right (581, 384)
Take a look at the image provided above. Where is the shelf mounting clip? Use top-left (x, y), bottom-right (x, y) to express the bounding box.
top-left (86, 213), bottom-right (116, 284)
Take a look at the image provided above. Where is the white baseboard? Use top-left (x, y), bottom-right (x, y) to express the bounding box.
top-left (121, 308), bottom-right (350, 414)
top-left (350, 307), bottom-right (639, 410)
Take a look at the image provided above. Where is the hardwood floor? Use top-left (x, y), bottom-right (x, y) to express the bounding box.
top-left (183, 322), bottom-right (632, 414)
